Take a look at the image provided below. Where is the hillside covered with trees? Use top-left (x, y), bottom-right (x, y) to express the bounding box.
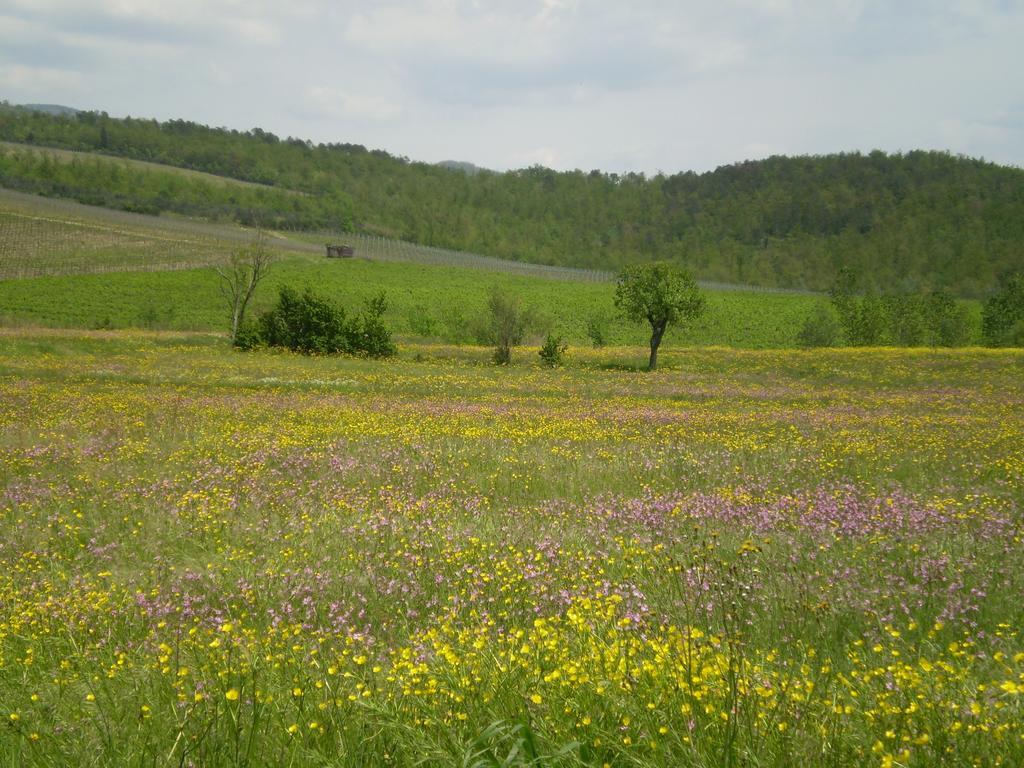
top-left (2, 103), bottom-right (1022, 296)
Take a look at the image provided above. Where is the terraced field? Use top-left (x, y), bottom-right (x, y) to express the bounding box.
top-left (0, 141), bottom-right (297, 191)
top-left (0, 188), bottom-right (318, 279)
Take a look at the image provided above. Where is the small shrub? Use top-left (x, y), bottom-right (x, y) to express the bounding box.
top-left (354, 292), bottom-right (396, 358)
top-left (232, 320), bottom-right (264, 350)
top-left (139, 305), bottom-right (160, 330)
top-left (483, 287), bottom-right (529, 365)
top-left (442, 307), bottom-right (472, 345)
top-left (406, 304), bottom-right (436, 337)
top-left (139, 303), bottom-right (176, 331)
top-left (585, 313), bottom-right (609, 347)
top-left (538, 333), bottom-right (568, 366)
top-left (796, 303), bottom-right (840, 348)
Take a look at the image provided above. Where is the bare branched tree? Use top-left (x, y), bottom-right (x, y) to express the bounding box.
top-left (215, 233), bottom-right (273, 344)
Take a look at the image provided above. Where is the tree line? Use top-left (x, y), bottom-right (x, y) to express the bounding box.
top-left (222, 243), bottom-right (1022, 368)
top-left (3, 103), bottom-right (1023, 297)
top-left (795, 268), bottom-right (1024, 348)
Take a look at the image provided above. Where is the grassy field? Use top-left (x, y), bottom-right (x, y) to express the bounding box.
top-left (0, 330), bottom-right (1021, 766)
top-left (0, 187), bottom-right (861, 349)
top-left (0, 256), bottom-right (834, 348)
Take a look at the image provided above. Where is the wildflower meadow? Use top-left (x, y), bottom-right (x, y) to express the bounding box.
top-left (1, 330), bottom-right (1022, 766)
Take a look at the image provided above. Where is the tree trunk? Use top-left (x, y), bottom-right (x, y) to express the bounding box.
top-left (648, 323), bottom-right (665, 371)
top-left (230, 301), bottom-right (241, 343)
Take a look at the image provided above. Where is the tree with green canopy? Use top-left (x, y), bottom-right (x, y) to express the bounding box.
top-left (614, 262), bottom-right (705, 370)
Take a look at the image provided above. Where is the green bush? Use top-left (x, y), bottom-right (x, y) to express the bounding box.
top-left (923, 291), bottom-right (971, 347)
top-left (585, 313), bottom-right (609, 347)
top-left (982, 273), bottom-right (1024, 346)
top-left (884, 294), bottom-right (927, 346)
top-left (259, 286), bottom-right (351, 354)
top-left (480, 287), bottom-right (531, 365)
top-left (442, 307), bottom-right (473, 346)
top-left (538, 333), bottom-right (568, 366)
top-left (796, 302), bottom-right (840, 348)
top-left (232, 319), bottom-right (264, 350)
top-left (253, 286), bottom-right (395, 357)
top-left (353, 292), bottom-right (396, 358)
top-left (406, 303), bottom-right (436, 337)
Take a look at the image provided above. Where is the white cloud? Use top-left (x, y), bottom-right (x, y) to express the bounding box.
top-left (224, 17), bottom-right (281, 45)
top-left (0, 0), bottom-right (1022, 173)
top-left (0, 64), bottom-right (82, 90)
top-left (342, 1), bottom-right (568, 65)
top-left (509, 146), bottom-right (562, 168)
top-left (303, 85), bottom-right (404, 121)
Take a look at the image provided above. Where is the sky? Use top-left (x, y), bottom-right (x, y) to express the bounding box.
top-left (1, 0), bottom-right (1022, 175)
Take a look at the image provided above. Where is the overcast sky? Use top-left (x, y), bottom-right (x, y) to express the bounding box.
top-left (1, 0), bottom-right (1022, 174)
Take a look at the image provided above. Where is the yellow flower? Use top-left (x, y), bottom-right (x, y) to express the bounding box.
top-left (225, 688), bottom-right (240, 701)
top-left (287, 724), bottom-right (299, 735)
top-left (529, 694), bottom-right (543, 704)
top-left (8, 713), bottom-right (19, 723)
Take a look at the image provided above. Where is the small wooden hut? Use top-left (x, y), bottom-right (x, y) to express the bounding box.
top-left (326, 244), bottom-right (355, 258)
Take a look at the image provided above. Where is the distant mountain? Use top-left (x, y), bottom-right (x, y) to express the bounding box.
top-left (436, 160), bottom-right (487, 175)
top-left (0, 103), bottom-right (1022, 295)
top-left (19, 103), bottom-right (80, 117)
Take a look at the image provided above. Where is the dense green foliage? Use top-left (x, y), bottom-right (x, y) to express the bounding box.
top-left (252, 285), bottom-right (395, 357)
top-left (2, 103), bottom-right (1023, 295)
top-left (982, 273), bottom-right (1024, 346)
top-left (829, 268), bottom-right (973, 347)
top-left (796, 302), bottom-right (841, 348)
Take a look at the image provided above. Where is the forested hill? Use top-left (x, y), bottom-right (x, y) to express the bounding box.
top-left (2, 102), bottom-right (1023, 296)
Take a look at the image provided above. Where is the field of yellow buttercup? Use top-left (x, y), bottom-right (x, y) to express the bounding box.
top-left (1, 330), bottom-right (1022, 766)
